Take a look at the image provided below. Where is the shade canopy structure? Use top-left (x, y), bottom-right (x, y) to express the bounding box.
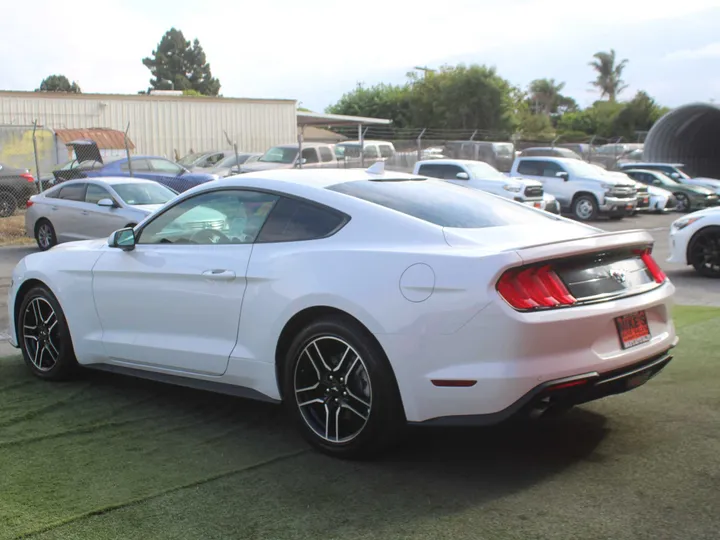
top-left (296, 112), bottom-right (392, 167)
top-left (644, 103), bottom-right (720, 179)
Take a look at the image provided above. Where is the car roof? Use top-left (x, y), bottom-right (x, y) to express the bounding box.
top-left (415, 159), bottom-right (486, 166)
top-left (621, 162), bottom-right (684, 167)
top-left (227, 168), bottom-right (423, 190)
top-left (47, 176), bottom-right (164, 188)
top-left (516, 156), bottom-right (579, 163)
top-left (622, 169), bottom-right (667, 176)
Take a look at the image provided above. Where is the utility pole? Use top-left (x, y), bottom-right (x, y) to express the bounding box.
top-left (413, 66), bottom-right (435, 78)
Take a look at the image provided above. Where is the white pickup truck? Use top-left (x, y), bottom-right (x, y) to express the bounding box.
top-left (412, 159), bottom-right (559, 212)
top-left (509, 156), bottom-right (638, 221)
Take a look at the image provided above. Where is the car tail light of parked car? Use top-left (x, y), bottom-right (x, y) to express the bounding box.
top-left (20, 173), bottom-right (35, 183)
top-left (497, 246), bottom-right (667, 312)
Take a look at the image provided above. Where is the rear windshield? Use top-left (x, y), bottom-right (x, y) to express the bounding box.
top-left (326, 179), bottom-right (560, 229)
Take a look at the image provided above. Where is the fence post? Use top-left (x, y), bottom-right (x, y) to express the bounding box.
top-left (224, 130), bottom-right (240, 176)
top-left (469, 130), bottom-right (477, 142)
top-left (124, 123), bottom-right (133, 177)
top-left (416, 128), bottom-right (426, 162)
top-left (32, 120), bottom-right (42, 193)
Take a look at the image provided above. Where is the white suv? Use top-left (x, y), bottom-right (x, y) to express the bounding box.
top-left (413, 159), bottom-right (556, 212)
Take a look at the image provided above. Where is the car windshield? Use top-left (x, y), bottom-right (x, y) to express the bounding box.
top-left (178, 153), bottom-right (203, 167)
top-left (259, 147), bottom-right (298, 164)
top-left (566, 160), bottom-right (609, 177)
top-left (492, 143), bottom-right (514, 157)
top-left (113, 183), bottom-right (177, 205)
top-left (327, 178), bottom-right (561, 229)
top-left (216, 154), bottom-right (248, 168)
top-left (465, 162), bottom-right (506, 180)
top-left (673, 166), bottom-right (691, 179)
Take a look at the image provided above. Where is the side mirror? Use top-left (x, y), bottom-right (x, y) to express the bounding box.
top-left (670, 172), bottom-right (680, 179)
top-left (109, 227), bottom-right (136, 251)
top-left (455, 172), bottom-right (470, 180)
top-left (556, 171), bottom-right (569, 181)
top-left (97, 198), bottom-right (116, 208)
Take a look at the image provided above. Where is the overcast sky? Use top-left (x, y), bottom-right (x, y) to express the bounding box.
top-left (2, 0), bottom-right (720, 112)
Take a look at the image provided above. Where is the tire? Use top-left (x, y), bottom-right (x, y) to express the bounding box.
top-left (35, 219), bottom-right (57, 251)
top-left (688, 226), bottom-right (720, 278)
top-left (0, 191), bottom-right (18, 218)
top-left (17, 285), bottom-right (78, 380)
top-left (572, 194), bottom-right (598, 221)
top-left (609, 215), bottom-right (624, 221)
top-left (675, 193), bottom-right (690, 213)
top-left (282, 315), bottom-right (405, 459)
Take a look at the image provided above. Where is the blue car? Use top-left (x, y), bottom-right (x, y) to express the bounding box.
top-left (53, 140), bottom-right (219, 193)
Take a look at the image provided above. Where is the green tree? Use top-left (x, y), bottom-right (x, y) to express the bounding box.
top-left (36, 75), bottom-right (81, 93)
top-left (142, 28), bottom-right (221, 96)
top-left (611, 91), bottom-right (669, 140)
top-left (528, 78), bottom-right (566, 115)
top-left (589, 49), bottom-right (629, 102)
top-left (326, 82), bottom-right (413, 129)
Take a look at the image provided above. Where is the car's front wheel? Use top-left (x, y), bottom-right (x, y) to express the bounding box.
top-left (17, 285), bottom-right (78, 380)
top-left (283, 315), bottom-right (405, 459)
top-left (688, 226), bottom-right (720, 278)
top-left (675, 193), bottom-right (690, 212)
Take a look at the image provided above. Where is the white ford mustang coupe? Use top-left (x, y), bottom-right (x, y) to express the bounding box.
top-left (8, 165), bottom-right (678, 459)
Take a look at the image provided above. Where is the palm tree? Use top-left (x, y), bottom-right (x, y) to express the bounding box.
top-left (529, 78), bottom-right (566, 115)
top-left (589, 49), bottom-right (629, 102)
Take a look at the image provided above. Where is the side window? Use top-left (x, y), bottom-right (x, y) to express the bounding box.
top-left (206, 153), bottom-right (224, 166)
top-left (417, 164), bottom-right (441, 178)
top-left (257, 197), bottom-right (347, 243)
top-left (301, 148), bottom-right (319, 164)
top-left (319, 146), bottom-right (334, 163)
top-left (57, 183), bottom-right (87, 201)
top-left (517, 161), bottom-right (541, 176)
top-left (149, 158), bottom-right (183, 175)
top-left (121, 159), bottom-right (151, 172)
top-left (537, 161), bottom-right (563, 177)
top-left (364, 146), bottom-right (380, 159)
top-left (137, 190), bottom-right (279, 245)
top-left (379, 145), bottom-right (394, 158)
top-left (439, 165), bottom-right (465, 180)
top-left (85, 184), bottom-right (113, 204)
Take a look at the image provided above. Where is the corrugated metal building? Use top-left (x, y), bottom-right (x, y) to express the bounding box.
top-left (0, 91), bottom-right (298, 160)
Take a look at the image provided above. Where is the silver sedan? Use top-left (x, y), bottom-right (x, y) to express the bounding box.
top-left (25, 177), bottom-right (178, 250)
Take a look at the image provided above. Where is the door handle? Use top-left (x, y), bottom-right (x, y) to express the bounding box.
top-left (81, 210), bottom-right (89, 215)
top-left (201, 269), bottom-right (236, 281)
top-left (51, 206), bottom-right (58, 211)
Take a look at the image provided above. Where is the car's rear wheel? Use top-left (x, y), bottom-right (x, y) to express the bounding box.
top-left (0, 191), bottom-right (18, 217)
top-left (675, 193), bottom-right (690, 212)
top-left (35, 219), bottom-right (57, 251)
top-left (572, 194), bottom-right (598, 221)
top-left (282, 316), bottom-right (405, 459)
top-left (688, 226), bottom-right (720, 278)
top-left (17, 285), bottom-right (78, 380)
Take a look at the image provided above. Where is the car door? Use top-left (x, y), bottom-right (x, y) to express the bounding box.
top-left (436, 164), bottom-right (470, 187)
top-left (81, 182), bottom-right (129, 238)
top-left (49, 182), bottom-right (88, 242)
top-left (301, 148), bottom-right (321, 169)
top-left (91, 188), bottom-right (280, 376)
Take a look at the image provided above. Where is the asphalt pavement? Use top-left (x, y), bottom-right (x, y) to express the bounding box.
top-left (0, 211), bottom-right (717, 353)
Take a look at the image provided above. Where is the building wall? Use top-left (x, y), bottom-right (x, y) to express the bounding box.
top-left (0, 92), bottom-right (298, 160)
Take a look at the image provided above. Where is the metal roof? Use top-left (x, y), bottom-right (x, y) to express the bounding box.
top-left (54, 128), bottom-right (135, 150)
top-left (297, 111), bottom-right (392, 127)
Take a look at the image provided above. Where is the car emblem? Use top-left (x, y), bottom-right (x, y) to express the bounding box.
top-left (611, 270), bottom-right (627, 284)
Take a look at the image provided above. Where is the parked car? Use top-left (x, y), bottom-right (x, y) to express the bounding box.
top-left (618, 162), bottom-right (720, 193)
top-left (56, 140), bottom-right (219, 193)
top-left (667, 207), bottom-right (720, 277)
top-left (622, 169), bottom-right (718, 212)
top-left (412, 159), bottom-right (546, 211)
top-left (443, 141), bottom-right (516, 172)
top-left (588, 164), bottom-right (650, 215)
top-left (0, 163), bottom-right (38, 217)
top-left (208, 153), bottom-right (262, 177)
top-left (518, 147), bottom-right (583, 160)
top-left (509, 157), bottom-right (638, 220)
top-left (335, 140), bottom-right (395, 163)
top-left (178, 150), bottom-right (234, 171)
top-left (240, 143), bottom-right (338, 172)
top-left (8, 164), bottom-right (677, 459)
top-left (25, 177), bottom-right (177, 250)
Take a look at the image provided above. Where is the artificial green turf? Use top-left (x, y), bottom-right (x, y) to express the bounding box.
top-left (1, 307), bottom-right (719, 540)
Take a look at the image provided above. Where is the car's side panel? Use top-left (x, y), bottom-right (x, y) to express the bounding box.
top-left (9, 243), bottom-right (108, 363)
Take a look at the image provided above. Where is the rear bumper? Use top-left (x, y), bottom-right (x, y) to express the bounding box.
top-left (412, 341), bottom-right (677, 427)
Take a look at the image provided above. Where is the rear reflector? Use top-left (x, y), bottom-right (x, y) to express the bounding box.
top-left (431, 379), bottom-right (477, 387)
top-left (497, 264), bottom-right (576, 310)
top-left (20, 173), bottom-right (35, 183)
top-left (633, 248), bottom-right (666, 283)
top-left (546, 379), bottom-right (590, 391)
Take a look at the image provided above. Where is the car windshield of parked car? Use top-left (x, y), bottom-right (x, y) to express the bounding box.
top-left (178, 153), bottom-right (202, 167)
top-left (565, 160), bottom-right (609, 178)
top-left (654, 173), bottom-right (681, 187)
top-left (465, 162), bottom-right (506, 180)
top-left (113, 183), bottom-right (176, 205)
top-left (492, 143), bottom-right (514, 157)
top-left (327, 179), bottom-right (561, 228)
top-left (259, 147), bottom-right (297, 164)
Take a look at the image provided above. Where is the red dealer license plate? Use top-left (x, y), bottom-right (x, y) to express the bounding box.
top-left (615, 311), bottom-right (651, 349)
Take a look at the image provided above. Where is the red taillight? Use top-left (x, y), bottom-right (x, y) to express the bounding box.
top-left (633, 248), bottom-right (666, 283)
top-left (26, 200), bottom-right (33, 208)
top-left (20, 173), bottom-right (35, 183)
top-left (496, 264), bottom-right (576, 311)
